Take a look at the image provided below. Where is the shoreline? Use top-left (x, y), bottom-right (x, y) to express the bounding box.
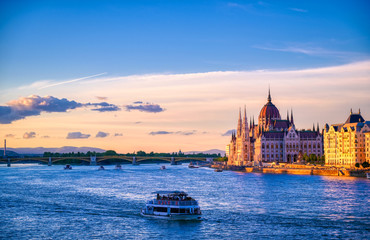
top-left (213, 165), bottom-right (369, 178)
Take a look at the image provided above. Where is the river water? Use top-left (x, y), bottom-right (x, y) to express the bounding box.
top-left (0, 164), bottom-right (369, 239)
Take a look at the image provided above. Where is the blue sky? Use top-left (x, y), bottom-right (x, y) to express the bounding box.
top-left (0, 1), bottom-right (369, 152)
top-left (1, 0), bottom-right (369, 88)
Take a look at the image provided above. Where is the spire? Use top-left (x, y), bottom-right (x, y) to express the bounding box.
top-left (312, 123), bottom-right (315, 132)
top-left (267, 86), bottom-right (271, 103)
top-left (359, 108), bottom-right (361, 114)
top-left (350, 108), bottom-right (353, 114)
top-left (287, 110), bottom-right (290, 123)
top-left (317, 122), bottom-right (320, 133)
top-left (237, 108), bottom-right (242, 137)
top-left (253, 116), bottom-right (255, 126)
top-left (290, 108), bottom-right (294, 125)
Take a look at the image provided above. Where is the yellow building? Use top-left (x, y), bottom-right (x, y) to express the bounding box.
top-left (324, 110), bottom-right (370, 167)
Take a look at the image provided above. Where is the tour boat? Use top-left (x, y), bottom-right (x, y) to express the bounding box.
top-left (141, 191), bottom-right (202, 220)
top-left (114, 164), bottom-right (122, 170)
top-left (98, 166), bottom-right (105, 170)
top-left (64, 164), bottom-right (72, 170)
top-left (160, 165), bottom-right (166, 170)
top-left (214, 169), bottom-right (223, 172)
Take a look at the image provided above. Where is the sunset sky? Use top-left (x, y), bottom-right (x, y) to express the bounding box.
top-left (1, 0), bottom-right (369, 153)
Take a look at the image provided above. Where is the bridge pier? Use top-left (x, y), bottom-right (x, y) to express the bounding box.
top-left (132, 156), bottom-right (138, 165)
top-left (90, 156), bottom-right (96, 165)
top-left (48, 157), bottom-right (52, 166)
top-left (7, 158), bottom-right (10, 167)
top-left (171, 157), bottom-right (176, 165)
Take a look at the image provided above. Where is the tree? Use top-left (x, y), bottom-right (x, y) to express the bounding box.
top-left (355, 163), bottom-right (360, 168)
top-left (104, 150), bottom-right (117, 156)
top-left (362, 161), bottom-right (369, 168)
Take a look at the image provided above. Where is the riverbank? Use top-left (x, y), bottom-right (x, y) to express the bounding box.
top-left (212, 164), bottom-right (369, 178)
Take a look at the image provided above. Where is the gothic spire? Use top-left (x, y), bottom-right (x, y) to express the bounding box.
top-left (267, 86), bottom-right (271, 103)
top-left (237, 108), bottom-right (242, 137)
top-left (291, 108), bottom-right (294, 125)
top-left (312, 123), bottom-right (315, 132)
top-left (317, 122), bottom-right (320, 133)
top-left (287, 110), bottom-right (290, 123)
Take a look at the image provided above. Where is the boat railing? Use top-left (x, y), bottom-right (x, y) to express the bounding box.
top-left (148, 200), bottom-right (198, 206)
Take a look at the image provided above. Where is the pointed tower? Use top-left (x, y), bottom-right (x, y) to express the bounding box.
top-left (317, 123), bottom-right (320, 133)
top-left (237, 108), bottom-right (242, 137)
top-left (242, 106), bottom-right (249, 139)
top-left (291, 109), bottom-right (294, 125)
top-left (268, 85), bottom-right (272, 103)
top-left (312, 123), bottom-right (315, 132)
top-left (287, 110), bottom-right (290, 123)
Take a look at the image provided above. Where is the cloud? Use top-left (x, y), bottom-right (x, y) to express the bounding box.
top-left (39, 72), bottom-right (107, 89)
top-left (96, 96), bottom-right (107, 100)
top-left (134, 121), bottom-right (142, 124)
top-left (114, 133), bottom-right (123, 136)
top-left (289, 8), bottom-right (307, 13)
top-left (96, 131), bottom-right (109, 138)
top-left (0, 95), bottom-right (120, 124)
top-left (126, 102), bottom-right (165, 113)
top-left (41, 136), bottom-right (50, 138)
top-left (23, 132), bottom-right (36, 139)
top-left (5, 134), bottom-right (15, 138)
top-left (222, 129), bottom-right (236, 136)
top-left (149, 130), bottom-right (196, 136)
top-left (88, 102), bottom-right (121, 112)
top-left (66, 132), bottom-right (91, 139)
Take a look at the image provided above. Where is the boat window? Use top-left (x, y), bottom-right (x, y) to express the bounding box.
top-left (153, 207), bottom-right (167, 212)
top-left (170, 208), bottom-right (179, 213)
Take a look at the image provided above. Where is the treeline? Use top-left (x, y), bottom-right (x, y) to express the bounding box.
top-left (43, 150), bottom-right (221, 158)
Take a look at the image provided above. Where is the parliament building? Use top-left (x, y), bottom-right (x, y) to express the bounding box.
top-left (226, 90), bottom-right (323, 166)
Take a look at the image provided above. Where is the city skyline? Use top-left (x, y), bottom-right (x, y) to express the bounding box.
top-left (1, 1), bottom-right (369, 153)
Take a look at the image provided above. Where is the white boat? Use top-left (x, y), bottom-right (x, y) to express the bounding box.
top-left (98, 166), bottom-right (105, 170)
top-left (64, 164), bottom-right (72, 170)
top-left (160, 165), bottom-right (166, 170)
top-left (115, 164), bottom-right (122, 170)
top-left (141, 191), bottom-right (202, 220)
top-left (367, 172), bottom-right (370, 179)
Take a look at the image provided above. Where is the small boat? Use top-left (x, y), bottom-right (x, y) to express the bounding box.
top-left (141, 191), bottom-right (202, 220)
top-left (98, 166), bottom-right (105, 170)
top-left (114, 164), bottom-right (122, 170)
top-left (188, 162), bottom-right (199, 168)
top-left (160, 165), bottom-right (166, 170)
top-left (214, 169), bottom-right (223, 172)
top-left (367, 172), bottom-right (370, 179)
top-left (64, 164), bottom-right (72, 170)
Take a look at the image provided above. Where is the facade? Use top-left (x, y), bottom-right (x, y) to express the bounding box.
top-left (226, 90), bottom-right (323, 166)
top-left (324, 110), bottom-right (370, 167)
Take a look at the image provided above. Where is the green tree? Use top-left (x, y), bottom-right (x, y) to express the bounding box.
top-left (104, 150), bottom-right (117, 156)
top-left (355, 163), bottom-right (360, 168)
top-left (362, 161), bottom-right (369, 168)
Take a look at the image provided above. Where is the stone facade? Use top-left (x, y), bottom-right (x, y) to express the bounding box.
top-left (226, 90), bottom-right (323, 166)
top-left (324, 110), bottom-right (370, 167)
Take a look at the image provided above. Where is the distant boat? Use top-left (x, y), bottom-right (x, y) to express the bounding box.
top-left (160, 165), bottom-right (166, 170)
top-left (64, 164), bottom-right (72, 170)
top-left (115, 164), bottom-right (122, 170)
top-left (367, 172), bottom-right (370, 179)
top-left (214, 169), bottom-right (223, 172)
top-left (188, 162), bottom-right (199, 168)
top-left (98, 166), bottom-right (105, 170)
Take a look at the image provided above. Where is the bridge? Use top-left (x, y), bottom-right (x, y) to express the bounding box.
top-left (0, 156), bottom-right (214, 167)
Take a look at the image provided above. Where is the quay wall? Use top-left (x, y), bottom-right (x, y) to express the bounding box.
top-left (242, 167), bottom-right (368, 177)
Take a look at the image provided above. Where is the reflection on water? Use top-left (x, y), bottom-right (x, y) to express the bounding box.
top-left (0, 164), bottom-right (369, 239)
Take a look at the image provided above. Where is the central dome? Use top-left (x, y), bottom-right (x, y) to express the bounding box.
top-left (258, 89), bottom-right (281, 125)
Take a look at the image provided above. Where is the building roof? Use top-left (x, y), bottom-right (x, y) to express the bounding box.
top-left (345, 113), bottom-right (365, 124)
top-left (259, 90), bottom-right (281, 121)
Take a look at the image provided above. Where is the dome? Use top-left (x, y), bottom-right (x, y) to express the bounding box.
top-left (258, 89), bottom-right (281, 125)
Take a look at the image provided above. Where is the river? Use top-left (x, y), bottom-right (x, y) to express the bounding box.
top-left (0, 164), bottom-right (369, 239)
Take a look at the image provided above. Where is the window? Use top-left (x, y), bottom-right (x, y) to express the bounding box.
top-left (154, 207), bottom-right (168, 212)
